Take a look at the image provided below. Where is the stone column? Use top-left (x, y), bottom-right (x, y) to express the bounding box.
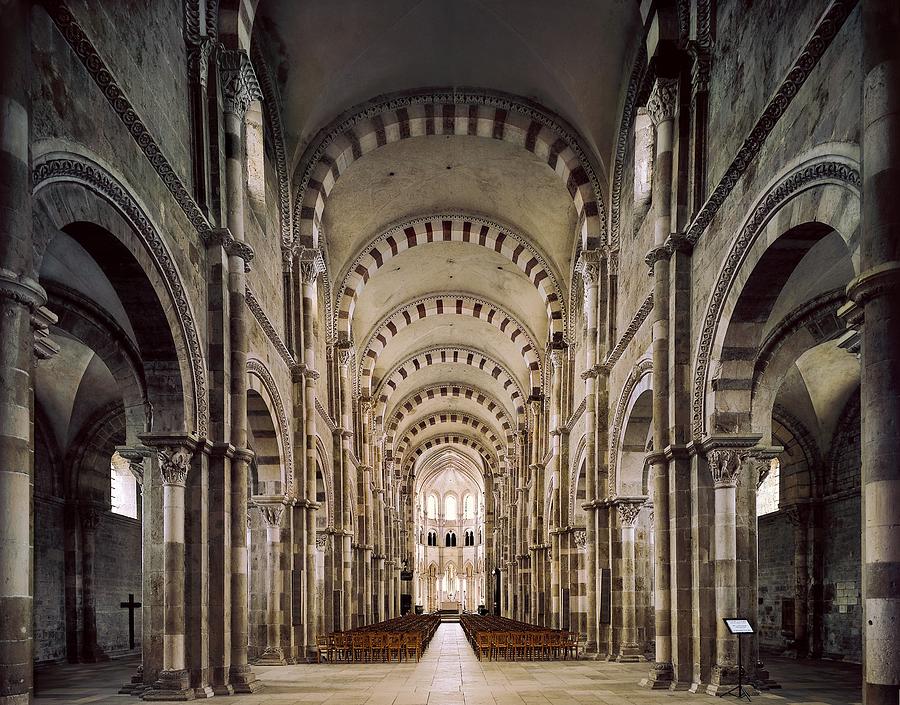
top-left (218, 48), bottom-right (262, 694)
top-left (298, 248), bottom-right (324, 658)
top-left (141, 437), bottom-right (197, 701)
top-left (548, 348), bottom-right (564, 628)
top-left (703, 440), bottom-right (758, 696)
top-left (337, 344), bottom-right (355, 629)
top-left (615, 500), bottom-right (645, 662)
top-left (577, 251), bottom-right (601, 652)
top-left (254, 499), bottom-right (287, 665)
top-left (0, 3), bottom-right (41, 703)
top-left (851, 2), bottom-right (900, 703)
top-left (639, 75), bottom-right (678, 690)
top-left (79, 506), bottom-right (106, 662)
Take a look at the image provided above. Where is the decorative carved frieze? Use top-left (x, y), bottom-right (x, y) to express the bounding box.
top-left (690, 159), bottom-right (860, 438)
top-left (683, 1), bottom-right (858, 248)
top-left (35, 157), bottom-right (210, 437)
top-left (602, 293), bottom-right (653, 370)
top-left (219, 49), bottom-right (263, 119)
top-left (80, 506), bottom-right (102, 532)
top-left (573, 530), bottom-right (587, 551)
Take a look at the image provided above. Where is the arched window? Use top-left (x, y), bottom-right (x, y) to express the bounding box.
top-left (445, 531), bottom-right (456, 547)
top-left (427, 530), bottom-right (437, 546)
top-left (757, 458), bottom-right (780, 517)
top-left (427, 494), bottom-right (438, 519)
top-left (110, 451), bottom-right (138, 519)
top-left (463, 494), bottom-right (474, 519)
top-left (445, 494), bottom-right (458, 520)
top-left (464, 530), bottom-right (474, 546)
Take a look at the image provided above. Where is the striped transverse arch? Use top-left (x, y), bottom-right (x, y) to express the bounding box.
top-left (292, 91), bottom-right (606, 252)
top-left (374, 346), bottom-right (527, 425)
top-left (394, 411), bottom-right (506, 461)
top-left (360, 295), bottom-right (542, 396)
top-left (403, 432), bottom-right (499, 478)
top-left (338, 214), bottom-right (565, 338)
top-left (383, 384), bottom-right (514, 442)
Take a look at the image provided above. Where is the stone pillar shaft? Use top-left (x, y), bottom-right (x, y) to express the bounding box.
top-left (615, 502), bottom-right (644, 662)
top-left (641, 75), bottom-right (677, 689)
top-left (255, 501), bottom-right (286, 665)
top-left (0, 3), bottom-right (37, 703)
top-left (219, 47), bottom-right (262, 694)
top-left (857, 3), bottom-right (900, 703)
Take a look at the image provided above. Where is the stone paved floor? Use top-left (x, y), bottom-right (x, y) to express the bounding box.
top-left (34, 624), bottom-right (861, 704)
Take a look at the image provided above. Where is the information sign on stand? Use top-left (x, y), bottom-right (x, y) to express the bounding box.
top-left (720, 619), bottom-right (755, 701)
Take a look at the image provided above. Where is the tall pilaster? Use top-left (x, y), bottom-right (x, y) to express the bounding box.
top-left (298, 248), bottom-right (324, 657)
top-left (218, 48), bottom-right (262, 694)
top-left (254, 499), bottom-right (287, 665)
top-left (641, 74), bottom-right (679, 690)
top-left (337, 344), bottom-right (355, 629)
top-left (141, 436), bottom-right (199, 702)
top-left (548, 347), bottom-right (564, 628)
top-left (853, 2), bottom-right (900, 702)
top-left (577, 250), bottom-right (601, 652)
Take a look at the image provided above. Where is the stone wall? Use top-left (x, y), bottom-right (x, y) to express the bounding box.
top-left (93, 512), bottom-right (143, 656)
top-left (757, 511), bottom-right (793, 651)
top-left (34, 498), bottom-right (67, 663)
top-left (821, 496), bottom-right (861, 662)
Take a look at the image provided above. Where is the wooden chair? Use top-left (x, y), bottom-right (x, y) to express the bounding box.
top-left (491, 632), bottom-right (510, 661)
top-left (476, 631), bottom-right (493, 661)
top-left (562, 631), bottom-right (579, 660)
top-left (352, 632), bottom-right (369, 663)
top-left (386, 632), bottom-right (403, 662)
top-left (316, 634), bottom-right (333, 663)
top-left (404, 633), bottom-right (422, 662)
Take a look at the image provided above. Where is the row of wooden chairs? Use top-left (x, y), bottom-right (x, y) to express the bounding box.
top-left (316, 614), bottom-right (441, 663)
top-left (461, 615), bottom-right (579, 661)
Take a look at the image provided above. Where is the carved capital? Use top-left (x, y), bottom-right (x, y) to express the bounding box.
top-left (80, 505), bottom-right (102, 532)
top-left (158, 446), bottom-right (193, 486)
top-left (337, 343), bottom-right (355, 369)
top-left (254, 498), bottom-right (286, 529)
top-left (32, 305), bottom-right (60, 360)
top-left (646, 78), bottom-right (678, 127)
top-left (188, 36), bottom-right (215, 89)
top-left (576, 249), bottom-right (603, 288)
top-left (298, 247), bottom-right (326, 285)
top-left (707, 448), bottom-right (747, 489)
top-left (219, 49), bottom-right (262, 119)
top-left (615, 499), bottom-right (644, 527)
top-left (549, 348), bottom-right (564, 370)
top-left (209, 228), bottom-right (255, 264)
top-left (573, 529), bottom-right (587, 550)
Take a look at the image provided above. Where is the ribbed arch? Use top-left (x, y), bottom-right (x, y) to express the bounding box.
top-left (374, 346), bottom-right (526, 424)
top-left (292, 90), bottom-right (606, 252)
top-left (338, 214), bottom-right (565, 337)
top-left (394, 411), bottom-right (506, 461)
top-left (383, 383), bottom-right (514, 442)
top-left (403, 433), bottom-right (498, 477)
top-left (360, 294), bottom-right (542, 396)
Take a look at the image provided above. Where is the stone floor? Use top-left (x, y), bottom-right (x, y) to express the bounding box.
top-left (34, 624), bottom-right (861, 705)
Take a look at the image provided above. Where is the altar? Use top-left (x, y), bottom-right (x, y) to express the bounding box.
top-left (439, 601), bottom-right (461, 613)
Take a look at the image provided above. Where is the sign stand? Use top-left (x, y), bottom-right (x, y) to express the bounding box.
top-left (719, 618), bottom-right (754, 701)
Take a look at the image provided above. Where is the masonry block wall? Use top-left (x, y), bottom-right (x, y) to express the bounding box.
top-left (33, 497), bottom-right (66, 663)
top-left (93, 513), bottom-right (143, 656)
top-left (757, 512), bottom-right (793, 651)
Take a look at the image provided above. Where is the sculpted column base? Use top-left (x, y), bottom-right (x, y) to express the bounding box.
top-left (639, 661), bottom-right (673, 689)
top-left (142, 669), bottom-right (195, 701)
top-left (705, 664), bottom-right (757, 697)
top-left (229, 664), bottom-right (262, 693)
top-left (615, 643), bottom-right (645, 663)
top-left (255, 647), bottom-right (287, 666)
top-left (210, 684), bottom-right (234, 697)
